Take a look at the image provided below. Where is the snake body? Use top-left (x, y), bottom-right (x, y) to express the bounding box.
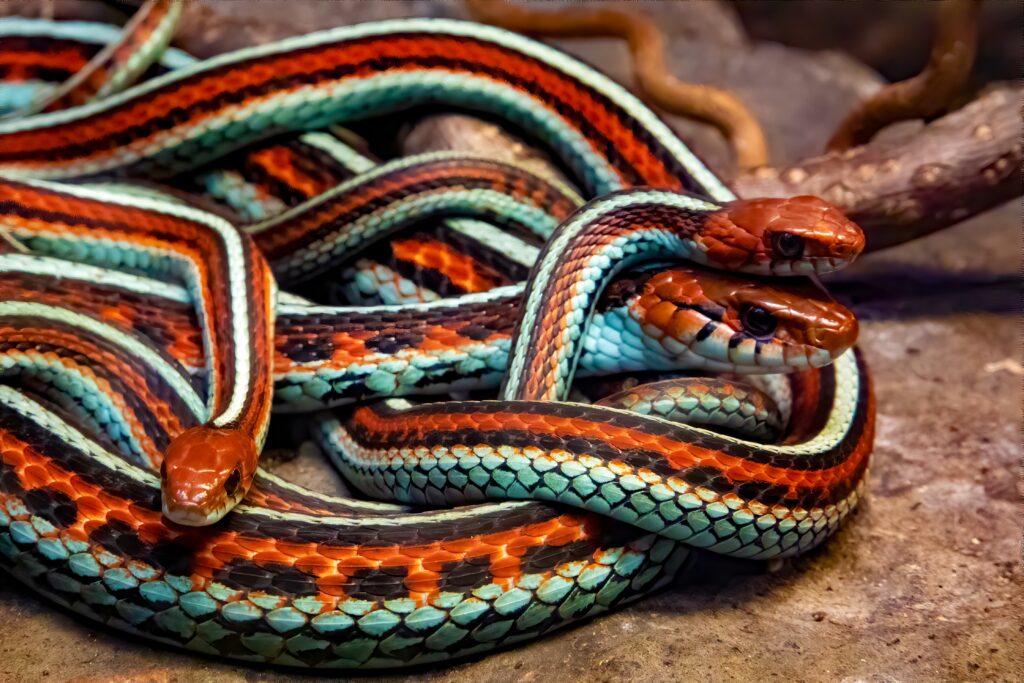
top-left (0, 13), bottom-right (874, 668)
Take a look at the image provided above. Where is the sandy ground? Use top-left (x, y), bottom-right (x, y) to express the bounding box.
top-left (0, 2), bottom-right (1020, 681)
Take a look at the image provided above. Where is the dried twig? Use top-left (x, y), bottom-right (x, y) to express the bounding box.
top-left (827, 0), bottom-right (982, 151)
top-left (0, 225), bottom-right (30, 253)
top-left (465, 0), bottom-right (769, 170)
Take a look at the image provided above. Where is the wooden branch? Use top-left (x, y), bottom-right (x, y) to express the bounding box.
top-left (827, 0), bottom-right (982, 151)
top-left (737, 84), bottom-right (1021, 251)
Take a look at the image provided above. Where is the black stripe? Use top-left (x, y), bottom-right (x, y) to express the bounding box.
top-left (266, 157), bottom-right (571, 259)
top-left (0, 185), bottom-right (220, 248)
top-left (355, 356), bottom-right (869, 479)
top-left (0, 314), bottom-right (197, 454)
top-left (0, 401), bottom-right (162, 509)
top-left (694, 321), bottom-right (716, 342)
top-left (0, 34), bottom-right (713, 195)
top-left (275, 295), bottom-right (518, 337)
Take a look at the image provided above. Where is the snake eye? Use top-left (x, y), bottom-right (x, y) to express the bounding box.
top-left (741, 305), bottom-right (778, 339)
top-left (224, 469), bottom-right (241, 497)
top-left (772, 232), bottom-right (805, 260)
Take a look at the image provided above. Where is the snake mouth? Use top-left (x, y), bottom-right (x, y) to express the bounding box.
top-left (162, 497), bottom-right (234, 527)
top-left (765, 256), bottom-right (852, 278)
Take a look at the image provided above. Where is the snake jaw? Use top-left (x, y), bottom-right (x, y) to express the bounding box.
top-left (161, 499), bottom-right (234, 527)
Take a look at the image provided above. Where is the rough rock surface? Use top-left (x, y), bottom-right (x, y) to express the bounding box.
top-left (0, 2), bottom-right (1020, 681)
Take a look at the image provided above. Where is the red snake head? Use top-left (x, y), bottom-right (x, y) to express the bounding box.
top-left (629, 265), bottom-right (858, 372)
top-left (695, 196), bottom-right (865, 276)
top-left (160, 427), bottom-right (257, 526)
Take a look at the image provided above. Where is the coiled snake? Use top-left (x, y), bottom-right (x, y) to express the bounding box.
top-left (0, 13), bottom-right (873, 668)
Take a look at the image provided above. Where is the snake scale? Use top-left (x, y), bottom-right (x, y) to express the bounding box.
top-left (0, 9), bottom-right (873, 669)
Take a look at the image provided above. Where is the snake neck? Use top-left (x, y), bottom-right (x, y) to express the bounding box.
top-left (503, 191), bottom-right (720, 402)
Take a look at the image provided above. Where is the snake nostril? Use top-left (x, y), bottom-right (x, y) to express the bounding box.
top-left (807, 314), bottom-right (859, 353)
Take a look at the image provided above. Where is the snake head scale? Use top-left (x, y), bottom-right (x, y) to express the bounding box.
top-left (695, 195), bottom-right (865, 276)
top-left (161, 427), bottom-right (258, 526)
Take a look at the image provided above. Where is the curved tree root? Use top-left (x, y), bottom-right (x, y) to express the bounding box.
top-left (827, 0), bottom-right (982, 152)
top-left (465, 0), bottom-right (769, 170)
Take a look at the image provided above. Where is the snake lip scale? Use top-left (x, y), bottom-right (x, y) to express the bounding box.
top-left (0, 13), bottom-right (874, 669)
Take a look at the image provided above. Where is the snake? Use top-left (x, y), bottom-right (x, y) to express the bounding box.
top-left (0, 12), bottom-right (874, 668)
top-left (2, 1), bottom-right (182, 116)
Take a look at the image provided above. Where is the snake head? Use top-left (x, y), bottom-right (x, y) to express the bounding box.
top-left (695, 196), bottom-right (865, 276)
top-left (630, 266), bottom-right (858, 372)
top-left (160, 426), bottom-right (257, 527)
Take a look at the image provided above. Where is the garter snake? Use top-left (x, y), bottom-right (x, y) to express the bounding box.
top-left (0, 13), bottom-right (874, 668)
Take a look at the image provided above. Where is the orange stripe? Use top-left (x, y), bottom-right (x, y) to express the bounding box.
top-left (0, 36), bottom-right (681, 188)
top-left (354, 400), bottom-right (873, 500)
top-left (0, 323), bottom-right (192, 465)
top-left (1, 422), bottom-right (601, 606)
top-left (391, 237), bottom-right (504, 293)
top-left (0, 48), bottom-right (91, 75)
top-left (0, 180), bottom-right (275, 436)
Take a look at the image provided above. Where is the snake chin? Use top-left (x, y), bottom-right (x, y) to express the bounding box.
top-left (161, 499), bottom-right (233, 527)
